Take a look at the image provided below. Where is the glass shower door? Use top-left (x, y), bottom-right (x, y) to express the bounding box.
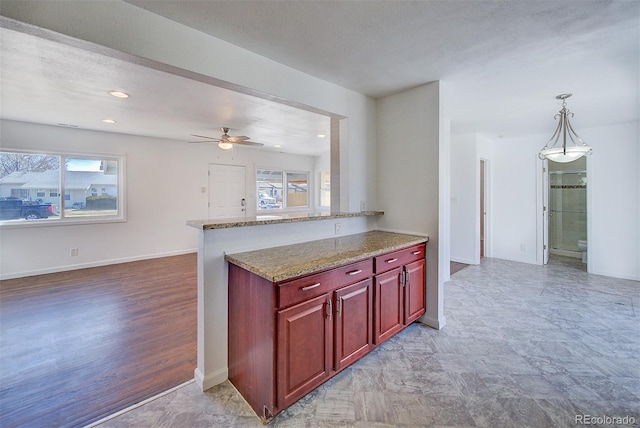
top-left (549, 171), bottom-right (587, 254)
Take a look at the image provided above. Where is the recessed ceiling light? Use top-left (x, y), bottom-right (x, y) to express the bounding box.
top-left (317, 133), bottom-right (326, 138)
top-left (102, 119), bottom-right (116, 124)
top-left (274, 144), bottom-right (282, 148)
top-left (109, 91), bottom-right (129, 98)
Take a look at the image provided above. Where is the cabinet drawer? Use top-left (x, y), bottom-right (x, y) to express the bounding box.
top-left (374, 244), bottom-right (426, 274)
top-left (278, 259), bottom-right (372, 309)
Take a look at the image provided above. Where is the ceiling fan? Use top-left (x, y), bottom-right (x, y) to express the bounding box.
top-left (188, 127), bottom-right (264, 150)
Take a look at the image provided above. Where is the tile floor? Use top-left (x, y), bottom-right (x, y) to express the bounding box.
top-left (96, 258), bottom-right (639, 428)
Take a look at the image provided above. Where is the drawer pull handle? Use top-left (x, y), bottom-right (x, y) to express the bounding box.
top-left (301, 283), bottom-right (321, 291)
top-left (412, 251), bottom-right (421, 255)
top-left (386, 258), bottom-right (398, 264)
top-left (347, 269), bottom-right (363, 276)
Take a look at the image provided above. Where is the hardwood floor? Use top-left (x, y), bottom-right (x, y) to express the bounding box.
top-left (450, 261), bottom-right (469, 275)
top-left (0, 254), bottom-right (197, 428)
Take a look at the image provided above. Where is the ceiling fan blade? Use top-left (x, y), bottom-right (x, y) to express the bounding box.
top-left (234, 140), bottom-right (264, 147)
top-left (191, 133), bottom-right (220, 140)
top-left (227, 135), bottom-right (250, 142)
top-left (187, 140), bottom-right (217, 144)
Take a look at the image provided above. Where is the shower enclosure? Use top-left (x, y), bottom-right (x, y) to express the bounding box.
top-left (548, 158), bottom-right (587, 257)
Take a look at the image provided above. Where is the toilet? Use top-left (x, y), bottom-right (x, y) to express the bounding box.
top-left (577, 240), bottom-right (588, 263)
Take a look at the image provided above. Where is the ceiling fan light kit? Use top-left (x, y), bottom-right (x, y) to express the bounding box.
top-left (538, 94), bottom-right (592, 163)
top-left (188, 127), bottom-right (264, 149)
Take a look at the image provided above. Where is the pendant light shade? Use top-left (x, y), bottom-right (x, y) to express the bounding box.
top-left (539, 94), bottom-right (592, 163)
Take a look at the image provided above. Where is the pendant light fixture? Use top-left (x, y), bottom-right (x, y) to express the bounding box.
top-left (538, 94), bottom-right (592, 163)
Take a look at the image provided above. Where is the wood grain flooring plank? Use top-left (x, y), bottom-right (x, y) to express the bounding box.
top-left (0, 253), bottom-right (197, 428)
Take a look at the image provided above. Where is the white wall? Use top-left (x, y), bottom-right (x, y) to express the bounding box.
top-left (0, 2), bottom-right (380, 278)
top-left (585, 122), bottom-right (640, 280)
top-left (376, 81), bottom-right (447, 329)
top-left (489, 121), bottom-right (639, 280)
top-left (0, 119), bottom-right (322, 279)
top-left (450, 134), bottom-right (478, 264)
top-left (490, 134), bottom-right (542, 264)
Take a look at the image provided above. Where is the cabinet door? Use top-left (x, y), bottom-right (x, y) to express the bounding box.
top-left (277, 293), bottom-right (332, 409)
top-left (334, 278), bottom-right (373, 371)
top-left (374, 267), bottom-right (404, 344)
top-left (404, 259), bottom-right (426, 324)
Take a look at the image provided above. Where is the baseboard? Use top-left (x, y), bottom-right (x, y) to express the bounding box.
top-left (0, 248), bottom-right (197, 280)
top-left (450, 257), bottom-right (476, 265)
top-left (194, 366), bottom-right (228, 391)
top-left (588, 268), bottom-right (640, 282)
top-left (420, 313), bottom-right (446, 330)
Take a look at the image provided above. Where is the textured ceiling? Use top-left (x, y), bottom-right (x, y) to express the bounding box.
top-left (0, 1), bottom-right (638, 151)
top-left (126, 0), bottom-right (640, 136)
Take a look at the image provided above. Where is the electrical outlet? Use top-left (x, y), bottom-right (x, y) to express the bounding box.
top-left (70, 248), bottom-right (79, 257)
top-left (335, 222), bottom-right (341, 235)
top-left (520, 244), bottom-right (526, 252)
top-left (360, 200), bottom-right (366, 211)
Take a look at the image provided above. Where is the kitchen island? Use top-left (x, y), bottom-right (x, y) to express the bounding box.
top-left (226, 230), bottom-right (428, 422)
top-left (187, 211), bottom-right (393, 392)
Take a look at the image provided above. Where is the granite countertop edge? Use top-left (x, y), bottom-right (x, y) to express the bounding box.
top-left (225, 231), bottom-right (429, 283)
top-left (186, 211), bottom-right (383, 230)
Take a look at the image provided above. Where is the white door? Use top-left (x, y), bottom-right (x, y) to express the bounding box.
top-left (542, 161), bottom-right (550, 264)
top-left (209, 164), bottom-right (246, 218)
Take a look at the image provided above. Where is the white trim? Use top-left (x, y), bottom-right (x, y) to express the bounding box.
top-left (588, 269), bottom-right (640, 282)
top-left (194, 366), bottom-right (228, 391)
top-left (0, 149), bottom-right (126, 227)
top-left (85, 379), bottom-right (195, 427)
top-left (420, 313), bottom-right (446, 330)
top-left (0, 248), bottom-right (197, 280)
top-left (450, 257), bottom-right (476, 265)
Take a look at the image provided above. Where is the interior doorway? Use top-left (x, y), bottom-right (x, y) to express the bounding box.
top-left (208, 164), bottom-right (246, 218)
top-left (480, 159), bottom-right (487, 259)
top-left (543, 158), bottom-right (588, 271)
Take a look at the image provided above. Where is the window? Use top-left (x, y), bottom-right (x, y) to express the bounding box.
top-left (286, 172), bottom-right (308, 208)
top-left (0, 151), bottom-right (124, 225)
top-left (11, 189), bottom-right (29, 198)
top-left (319, 171), bottom-right (330, 208)
top-left (257, 169), bottom-right (309, 210)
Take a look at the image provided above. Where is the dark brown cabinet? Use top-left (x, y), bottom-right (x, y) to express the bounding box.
top-left (373, 267), bottom-right (404, 344)
top-left (374, 244), bottom-right (426, 344)
top-left (334, 278), bottom-right (373, 370)
top-left (404, 258), bottom-right (426, 324)
top-left (228, 240), bottom-right (426, 422)
top-left (277, 293), bottom-right (332, 409)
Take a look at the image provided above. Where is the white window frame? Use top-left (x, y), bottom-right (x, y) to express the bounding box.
top-left (256, 168), bottom-right (310, 212)
top-left (0, 149), bottom-right (126, 228)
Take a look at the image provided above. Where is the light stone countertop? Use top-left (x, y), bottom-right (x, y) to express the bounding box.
top-left (225, 230), bottom-right (428, 283)
top-left (186, 211), bottom-right (383, 230)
